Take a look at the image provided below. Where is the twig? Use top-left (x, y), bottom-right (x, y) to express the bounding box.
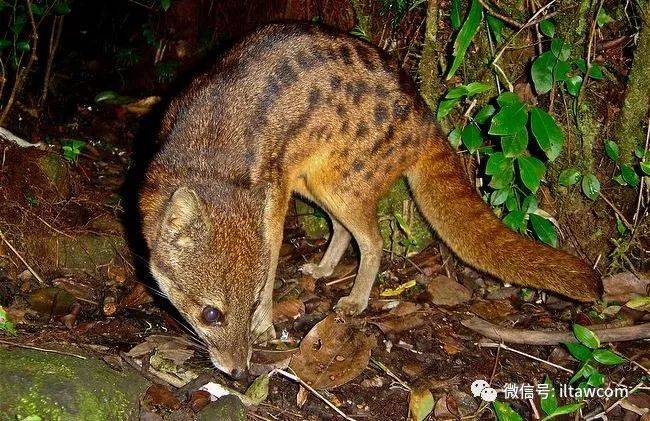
top-left (0, 227), bottom-right (46, 285)
top-left (477, 0), bottom-right (524, 28)
top-left (584, 382), bottom-right (644, 421)
top-left (0, 338), bottom-right (86, 359)
top-left (633, 118), bottom-right (649, 226)
top-left (40, 15), bottom-right (64, 106)
top-left (0, 127), bottom-right (44, 148)
top-left (371, 358), bottom-right (411, 391)
top-left (462, 317), bottom-right (650, 344)
top-left (325, 273), bottom-right (356, 286)
top-left (480, 342), bottom-right (574, 373)
top-left (273, 369), bottom-right (357, 421)
top-left (599, 191), bottom-right (633, 231)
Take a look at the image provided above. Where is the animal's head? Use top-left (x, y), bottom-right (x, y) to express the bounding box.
top-left (148, 186), bottom-right (267, 378)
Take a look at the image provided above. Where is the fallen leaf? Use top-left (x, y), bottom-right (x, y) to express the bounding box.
top-left (296, 385), bottom-right (309, 408)
top-left (250, 346), bottom-right (298, 375)
top-left (289, 314), bottom-right (374, 389)
top-left (409, 388), bottom-right (434, 421)
top-left (127, 335), bottom-right (195, 365)
top-left (144, 384), bottom-right (181, 410)
top-left (369, 302), bottom-right (426, 334)
top-left (381, 280), bottom-right (417, 297)
top-left (121, 283), bottom-right (154, 308)
top-left (603, 272), bottom-right (649, 303)
top-left (470, 299), bottom-right (514, 322)
top-left (245, 373), bottom-right (269, 405)
top-left (27, 287), bottom-right (76, 316)
top-left (427, 276), bottom-right (472, 306)
top-left (123, 96), bottom-right (161, 116)
top-left (188, 390), bottom-right (211, 412)
top-left (273, 298), bottom-right (305, 323)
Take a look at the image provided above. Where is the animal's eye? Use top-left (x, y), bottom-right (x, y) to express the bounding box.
top-left (201, 306), bottom-right (224, 325)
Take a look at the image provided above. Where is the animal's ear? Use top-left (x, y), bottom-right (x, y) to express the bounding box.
top-left (158, 187), bottom-right (210, 239)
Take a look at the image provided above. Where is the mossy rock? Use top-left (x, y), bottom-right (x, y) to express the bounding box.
top-left (36, 154), bottom-right (69, 198)
top-left (0, 347), bottom-right (149, 420)
top-left (197, 395), bottom-right (246, 421)
top-left (297, 178), bottom-right (432, 253)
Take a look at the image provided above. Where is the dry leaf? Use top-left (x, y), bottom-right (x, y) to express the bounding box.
top-left (427, 276), bottom-right (471, 306)
top-left (409, 388), bottom-right (434, 421)
top-left (289, 314), bottom-right (374, 389)
top-left (369, 302), bottom-right (426, 334)
top-left (127, 335), bottom-right (195, 365)
top-left (188, 390), bottom-right (211, 412)
top-left (296, 385), bottom-right (309, 408)
top-left (144, 384), bottom-right (181, 410)
top-left (273, 298), bottom-right (305, 323)
top-left (603, 272), bottom-right (650, 303)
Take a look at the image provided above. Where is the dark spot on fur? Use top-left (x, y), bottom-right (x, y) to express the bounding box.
top-left (340, 120), bottom-right (350, 135)
top-left (297, 52), bottom-right (317, 69)
top-left (399, 134), bottom-right (413, 147)
top-left (339, 45), bottom-right (353, 65)
top-left (392, 100), bottom-right (410, 121)
top-left (330, 75), bottom-right (342, 91)
top-left (308, 88), bottom-right (322, 108)
top-left (356, 122), bottom-right (369, 138)
top-left (352, 159), bottom-right (364, 172)
top-left (340, 147), bottom-right (350, 157)
top-left (336, 103), bottom-right (347, 117)
top-left (354, 44), bottom-right (377, 71)
top-left (347, 80), bottom-right (369, 104)
top-left (382, 145), bottom-right (394, 157)
top-left (325, 45), bottom-right (338, 61)
top-left (364, 169), bottom-right (374, 180)
top-left (277, 60), bottom-right (298, 86)
top-left (310, 45), bottom-right (325, 62)
top-left (374, 104), bottom-right (388, 125)
top-left (371, 125), bottom-right (394, 154)
top-left (342, 170), bottom-right (351, 178)
top-left (375, 85), bottom-right (389, 98)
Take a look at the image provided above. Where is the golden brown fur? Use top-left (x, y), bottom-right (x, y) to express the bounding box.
top-left (139, 23), bottom-right (599, 376)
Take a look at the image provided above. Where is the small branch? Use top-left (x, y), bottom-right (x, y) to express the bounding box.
top-left (462, 317), bottom-right (650, 345)
top-left (633, 118), bottom-right (649, 227)
top-left (273, 369), bottom-right (357, 421)
top-left (0, 227), bottom-right (46, 286)
top-left (479, 342), bottom-right (574, 373)
top-left (0, 338), bottom-right (86, 359)
top-left (477, 0), bottom-right (524, 28)
top-left (0, 127), bottom-right (44, 148)
top-left (599, 191), bottom-right (633, 231)
top-left (584, 382), bottom-right (644, 421)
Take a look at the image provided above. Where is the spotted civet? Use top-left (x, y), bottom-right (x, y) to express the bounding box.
top-left (139, 23), bottom-right (599, 377)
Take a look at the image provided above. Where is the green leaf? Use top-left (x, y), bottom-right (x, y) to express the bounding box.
top-left (544, 403), bottom-right (583, 420)
top-left (505, 194), bottom-right (519, 211)
top-left (522, 195), bottom-right (537, 213)
top-left (489, 103), bottom-right (528, 136)
top-left (518, 156), bottom-right (546, 192)
top-left (394, 213), bottom-right (412, 237)
top-left (160, 0), bottom-right (172, 11)
top-left (530, 107), bottom-right (564, 161)
top-left (592, 349), bottom-right (626, 365)
top-left (620, 164), bottom-right (639, 187)
top-left (493, 401), bottom-right (524, 421)
top-left (474, 104), bottom-right (496, 124)
top-left (409, 388), bottom-right (434, 421)
top-left (448, 127), bottom-right (462, 148)
top-left (466, 81), bottom-right (491, 97)
top-left (554, 60), bottom-right (571, 82)
top-left (581, 174), bottom-right (600, 200)
top-left (540, 376), bottom-right (558, 416)
top-left (450, 0), bottom-right (462, 29)
top-left (570, 363), bottom-right (596, 384)
top-left (564, 342), bottom-right (592, 362)
top-left (635, 146), bottom-right (647, 159)
top-left (462, 123), bottom-right (483, 153)
top-left (95, 90), bottom-right (120, 103)
top-left (491, 189), bottom-right (510, 206)
top-left (0, 39), bottom-right (11, 49)
top-left (446, 86), bottom-right (469, 99)
top-left (596, 7), bottom-right (614, 27)
top-left (486, 152), bottom-right (509, 175)
top-left (503, 210), bottom-right (527, 232)
top-left (588, 372), bottom-right (605, 387)
top-left (530, 214), bottom-right (557, 247)
top-left (11, 15), bottom-right (26, 35)
top-left (0, 305), bottom-right (17, 334)
top-left (539, 19), bottom-right (555, 37)
top-left (641, 161), bottom-right (650, 175)
top-left (54, 2), bottom-right (72, 15)
top-left (573, 324), bottom-right (600, 349)
top-left (487, 15), bottom-right (505, 43)
top-left (559, 168), bottom-right (582, 186)
top-left (437, 98), bottom-right (459, 120)
top-left (551, 38), bottom-right (572, 61)
top-left (496, 92), bottom-right (521, 106)
top-left (566, 75), bottom-right (582, 96)
top-left (604, 140), bottom-right (619, 162)
top-left (616, 216), bottom-right (627, 235)
top-left (30, 3), bottom-right (44, 15)
top-left (531, 51), bottom-right (557, 94)
top-left (502, 129), bottom-right (528, 157)
top-left (490, 163), bottom-right (515, 189)
top-left (447, 0), bottom-right (483, 80)
top-left (588, 64), bottom-right (604, 79)
top-left (16, 41), bottom-right (30, 52)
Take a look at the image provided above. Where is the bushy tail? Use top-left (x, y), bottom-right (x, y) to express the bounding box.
top-left (406, 142), bottom-right (599, 302)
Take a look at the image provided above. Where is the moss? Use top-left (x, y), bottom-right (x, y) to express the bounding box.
top-left (615, 4), bottom-right (650, 163)
top-left (556, 0), bottom-right (593, 55)
top-left (0, 348), bottom-right (149, 420)
top-left (418, 0), bottom-right (442, 111)
top-left (37, 154), bottom-right (69, 198)
top-left (295, 198), bottom-right (330, 239)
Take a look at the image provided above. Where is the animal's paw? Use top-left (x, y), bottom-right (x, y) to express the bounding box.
top-left (334, 295), bottom-right (368, 316)
top-left (299, 263), bottom-right (333, 279)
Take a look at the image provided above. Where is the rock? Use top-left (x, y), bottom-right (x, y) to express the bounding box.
top-left (427, 276), bottom-right (472, 306)
top-left (603, 272), bottom-right (650, 303)
top-left (0, 347), bottom-right (149, 419)
top-left (37, 153), bottom-right (69, 198)
top-left (197, 395), bottom-right (246, 421)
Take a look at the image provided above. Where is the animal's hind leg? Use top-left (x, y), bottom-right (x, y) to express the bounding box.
top-left (300, 216), bottom-right (351, 279)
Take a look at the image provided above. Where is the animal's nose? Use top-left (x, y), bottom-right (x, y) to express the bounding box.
top-left (230, 368), bottom-right (246, 380)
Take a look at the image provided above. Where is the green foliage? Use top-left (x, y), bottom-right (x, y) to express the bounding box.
top-left (596, 7), bottom-right (614, 28)
top-left (61, 139), bottom-right (85, 162)
top-left (493, 401), bottom-right (523, 421)
top-left (160, 0), bottom-right (171, 11)
top-left (437, 82), bottom-right (490, 120)
top-left (379, 0), bottom-right (426, 28)
top-left (539, 376), bottom-right (582, 420)
top-left (539, 19), bottom-right (555, 38)
top-left (0, 305), bottom-right (16, 334)
top-left (447, 0), bottom-right (482, 80)
top-left (450, 0), bottom-right (462, 30)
